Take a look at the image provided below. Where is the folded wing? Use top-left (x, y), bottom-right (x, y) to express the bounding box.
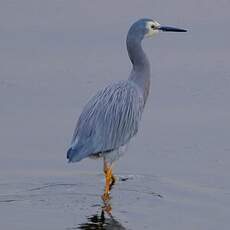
top-left (67, 80), bottom-right (144, 162)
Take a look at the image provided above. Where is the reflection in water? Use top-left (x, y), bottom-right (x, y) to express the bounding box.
top-left (78, 210), bottom-right (126, 230)
top-left (78, 195), bottom-right (126, 230)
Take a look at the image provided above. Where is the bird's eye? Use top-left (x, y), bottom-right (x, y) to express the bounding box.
top-left (151, 24), bottom-right (156, 29)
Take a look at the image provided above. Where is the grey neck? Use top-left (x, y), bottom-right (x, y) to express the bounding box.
top-left (126, 33), bottom-right (151, 103)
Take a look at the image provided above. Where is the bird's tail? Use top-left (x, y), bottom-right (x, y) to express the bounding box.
top-left (66, 146), bottom-right (86, 162)
top-left (67, 147), bottom-right (79, 162)
top-left (66, 147), bottom-right (73, 161)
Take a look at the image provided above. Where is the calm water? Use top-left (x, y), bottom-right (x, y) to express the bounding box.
top-left (0, 1), bottom-right (230, 229)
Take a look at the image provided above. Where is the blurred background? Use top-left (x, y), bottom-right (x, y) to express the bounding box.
top-left (0, 1), bottom-right (229, 229)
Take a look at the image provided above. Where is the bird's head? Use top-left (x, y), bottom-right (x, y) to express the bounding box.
top-left (128, 18), bottom-right (187, 40)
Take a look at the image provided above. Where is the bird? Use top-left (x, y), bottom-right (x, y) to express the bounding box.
top-left (67, 18), bottom-right (187, 200)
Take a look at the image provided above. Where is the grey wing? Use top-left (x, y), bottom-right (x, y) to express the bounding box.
top-left (67, 80), bottom-right (144, 162)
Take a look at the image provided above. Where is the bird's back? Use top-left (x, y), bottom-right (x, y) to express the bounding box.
top-left (67, 80), bottom-right (145, 162)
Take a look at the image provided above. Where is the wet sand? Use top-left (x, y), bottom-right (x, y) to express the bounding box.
top-left (0, 1), bottom-right (230, 229)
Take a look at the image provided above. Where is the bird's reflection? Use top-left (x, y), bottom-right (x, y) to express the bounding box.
top-left (78, 196), bottom-right (126, 230)
top-left (78, 211), bottom-right (126, 230)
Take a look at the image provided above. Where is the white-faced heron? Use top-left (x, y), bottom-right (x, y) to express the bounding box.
top-left (67, 18), bottom-right (187, 201)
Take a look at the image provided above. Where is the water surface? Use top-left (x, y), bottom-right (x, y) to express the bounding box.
top-left (0, 1), bottom-right (230, 229)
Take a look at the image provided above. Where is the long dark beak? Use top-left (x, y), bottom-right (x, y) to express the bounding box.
top-left (159, 26), bottom-right (187, 32)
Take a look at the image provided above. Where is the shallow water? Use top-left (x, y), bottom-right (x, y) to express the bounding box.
top-left (1, 173), bottom-right (229, 229)
top-left (0, 0), bottom-right (230, 229)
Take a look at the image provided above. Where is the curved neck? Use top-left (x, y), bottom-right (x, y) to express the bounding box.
top-left (126, 34), bottom-right (150, 73)
top-left (126, 32), bottom-right (151, 104)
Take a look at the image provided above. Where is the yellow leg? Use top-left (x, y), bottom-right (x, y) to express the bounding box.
top-left (102, 160), bottom-right (116, 201)
top-left (110, 173), bottom-right (116, 190)
top-left (105, 168), bottom-right (112, 196)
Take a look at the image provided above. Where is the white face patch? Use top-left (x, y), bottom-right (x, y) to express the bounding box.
top-left (145, 20), bottom-right (161, 38)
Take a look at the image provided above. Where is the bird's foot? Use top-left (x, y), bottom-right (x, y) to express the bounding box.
top-left (101, 192), bottom-right (112, 215)
top-left (101, 192), bottom-right (111, 202)
top-left (102, 202), bottom-right (112, 215)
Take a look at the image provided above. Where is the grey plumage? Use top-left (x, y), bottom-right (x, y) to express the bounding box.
top-left (67, 18), bottom-right (187, 164)
top-left (67, 80), bottom-right (144, 162)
